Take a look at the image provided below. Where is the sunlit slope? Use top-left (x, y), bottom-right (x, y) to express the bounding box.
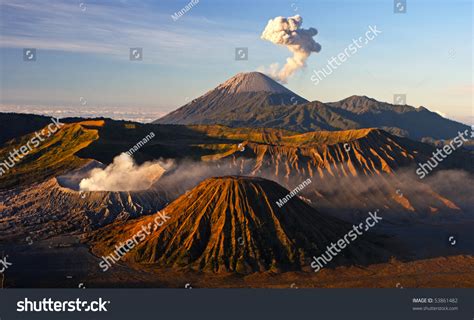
top-left (2, 116), bottom-right (471, 218)
top-left (198, 127), bottom-right (472, 178)
top-left (193, 127), bottom-right (472, 217)
top-left (4, 116), bottom-right (470, 187)
top-left (91, 176), bottom-right (394, 273)
top-left (0, 121), bottom-right (103, 189)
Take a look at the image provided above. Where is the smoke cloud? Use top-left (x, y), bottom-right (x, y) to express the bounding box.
top-left (260, 15), bottom-right (321, 83)
top-left (154, 159), bottom-right (474, 222)
top-left (79, 153), bottom-right (169, 192)
top-left (77, 153), bottom-right (473, 223)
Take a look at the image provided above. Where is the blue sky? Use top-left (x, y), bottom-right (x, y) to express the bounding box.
top-left (0, 0), bottom-right (472, 123)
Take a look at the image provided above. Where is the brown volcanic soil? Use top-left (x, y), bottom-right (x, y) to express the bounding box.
top-left (141, 255), bottom-right (474, 288)
top-left (2, 117), bottom-right (470, 233)
top-left (194, 127), bottom-right (472, 219)
top-left (3, 237), bottom-right (474, 288)
top-left (79, 255), bottom-right (474, 288)
top-left (90, 176), bottom-right (397, 273)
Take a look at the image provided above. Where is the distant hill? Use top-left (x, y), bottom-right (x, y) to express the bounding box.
top-left (154, 72), bottom-right (469, 141)
top-left (326, 95), bottom-right (469, 140)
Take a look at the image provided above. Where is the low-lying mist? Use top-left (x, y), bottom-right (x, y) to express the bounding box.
top-left (157, 158), bottom-right (473, 219)
top-left (77, 154), bottom-right (473, 219)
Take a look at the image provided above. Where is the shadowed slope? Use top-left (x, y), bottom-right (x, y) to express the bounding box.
top-left (154, 72), bottom-right (469, 140)
top-left (0, 113), bottom-right (56, 146)
top-left (327, 96), bottom-right (469, 140)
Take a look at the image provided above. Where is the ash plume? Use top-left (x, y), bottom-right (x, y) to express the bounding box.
top-left (260, 15), bottom-right (321, 83)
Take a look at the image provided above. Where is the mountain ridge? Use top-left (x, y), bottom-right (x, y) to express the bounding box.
top-left (154, 73), bottom-right (469, 140)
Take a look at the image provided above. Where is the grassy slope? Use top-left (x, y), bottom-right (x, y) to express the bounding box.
top-left (0, 121), bottom-right (101, 189)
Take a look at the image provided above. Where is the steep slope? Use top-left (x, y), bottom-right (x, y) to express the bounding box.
top-left (91, 176), bottom-right (394, 273)
top-left (215, 72), bottom-right (297, 94)
top-left (191, 127), bottom-right (472, 219)
top-left (0, 120), bottom-right (103, 190)
top-left (154, 72), bottom-right (307, 125)
top-left (192, 126), bottom-right (472, 177)
top-left (1, 116), bottom-right (471, 242)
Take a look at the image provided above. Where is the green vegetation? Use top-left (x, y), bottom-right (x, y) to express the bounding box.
top-left (0, 123), bottom-right (99, 189)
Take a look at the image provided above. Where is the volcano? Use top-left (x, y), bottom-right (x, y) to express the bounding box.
top-left (154, 72), bottom-right (307, 125)
top-left (1, 116), bottom-right (470, 245)
top-left (154, 73), bottom-right (469, 141)
top-left (91, 176), bottom-right (395, 273)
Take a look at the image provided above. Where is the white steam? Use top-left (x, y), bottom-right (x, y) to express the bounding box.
top-left (260, 15), bottom-right (321, 83)
top-left (79, 153), bottom-right (167, 192)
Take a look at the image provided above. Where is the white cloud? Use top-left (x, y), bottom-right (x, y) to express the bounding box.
top-left (0, 0), bottom-right (251, 62)
top-left (260, 15), bottom-right (321, 83)
top-left (79, 153), bottom-right (166, 191)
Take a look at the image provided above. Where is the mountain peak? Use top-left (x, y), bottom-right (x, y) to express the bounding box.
top-left (154, 71), bottom-right (307, 125)
top-left (92, 176), bottom-right (392, 273)
top-left (329, 95), bottom-right (410, 113)
top-left (345, 95), bottom-right (376, 101)
top-left (216, 72), bottom-right (295, 95)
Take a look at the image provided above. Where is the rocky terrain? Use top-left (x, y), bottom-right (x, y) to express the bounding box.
top-left (90, 176), bottom-right (397, 273)
top-left (0, 96), bottom-right (472, 287)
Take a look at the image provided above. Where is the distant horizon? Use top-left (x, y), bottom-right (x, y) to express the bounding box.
top-left (1, 87), bottom-right (471, 126)
top-left (1, 0), bottom-right (472, 124)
